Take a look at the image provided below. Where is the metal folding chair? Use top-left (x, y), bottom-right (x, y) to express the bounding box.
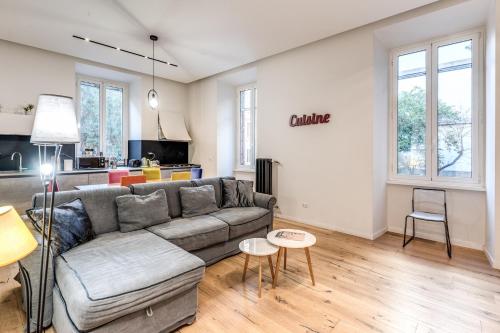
top-left (403, 188), bottom-right (452, 258)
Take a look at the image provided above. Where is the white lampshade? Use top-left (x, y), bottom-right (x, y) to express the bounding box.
top-left (31, 94), bottom-right (80, 144)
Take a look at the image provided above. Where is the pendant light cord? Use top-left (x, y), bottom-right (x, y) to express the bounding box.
top-left (152, 38), bottom-right (155, 91)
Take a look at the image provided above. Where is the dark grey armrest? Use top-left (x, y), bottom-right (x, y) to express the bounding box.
top-left (253, 192), bottom-right (277, 210)
top-left (19, 217), bottom-right (54, 332)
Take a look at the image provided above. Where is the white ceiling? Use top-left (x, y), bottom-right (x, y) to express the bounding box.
top-left (0, 0), bottom-right (439, 83)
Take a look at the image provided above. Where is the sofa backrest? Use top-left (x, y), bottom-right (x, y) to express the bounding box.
top-left (130, 176), bottom-right (235, 218)
top-left (32, 186), bottom-right (131, 235)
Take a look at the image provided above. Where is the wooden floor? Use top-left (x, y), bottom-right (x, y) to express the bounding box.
top-left (1, 218), bottom-right (500, 333)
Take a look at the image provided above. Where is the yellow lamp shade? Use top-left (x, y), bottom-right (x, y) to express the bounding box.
top-left (0, 206), bottom-right (38, 267)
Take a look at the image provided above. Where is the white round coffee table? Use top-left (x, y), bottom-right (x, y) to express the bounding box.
top-left (267, 229), bottom-right (317, 287)
top-left (239, 238), bottom-right (279, 297)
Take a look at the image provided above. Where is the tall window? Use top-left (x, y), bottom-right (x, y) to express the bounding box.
top-left (77, 77), bottom-right (128, 159)
top-left (390, 32), bottom-right (482, 185)
top-left (238, 85), bottom-right (257, 169)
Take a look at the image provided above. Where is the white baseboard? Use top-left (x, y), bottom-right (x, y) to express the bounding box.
top-left (275, 214), bottom-right (386, 240)
top-left (484, 247), bottom-right (500, 269)
top-left (387, 226), bottom-right (483, 251)
top-left (373, 226), bottom-right (388, 240)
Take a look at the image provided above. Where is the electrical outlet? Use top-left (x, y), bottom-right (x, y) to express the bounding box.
top-left (302, 203), bottom-right (308, 208)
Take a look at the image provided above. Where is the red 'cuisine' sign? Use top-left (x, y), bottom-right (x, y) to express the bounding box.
top-left (289, 113), bottom-right (331, 127)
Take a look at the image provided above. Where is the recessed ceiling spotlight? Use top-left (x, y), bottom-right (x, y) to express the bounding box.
top-left (145, 56), bottom-right (148, 59)
top-left (84, 37), bottom-right (90, 42)
top-left (116, 47), bottom-right (120, 51)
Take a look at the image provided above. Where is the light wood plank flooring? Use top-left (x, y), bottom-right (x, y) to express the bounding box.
top-left (1, 218), bottom-right (500, 333)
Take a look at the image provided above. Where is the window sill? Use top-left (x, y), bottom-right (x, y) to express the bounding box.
top-left (234, 169), bottom-right (256, 173)
top-left (386, 179), bottom-right (485, 192)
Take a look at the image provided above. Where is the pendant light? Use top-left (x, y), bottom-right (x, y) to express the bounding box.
top-left (148, 35), bottom-right (159, 110)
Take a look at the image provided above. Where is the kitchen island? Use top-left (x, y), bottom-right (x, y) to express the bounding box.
top-left (0, 164), bottom-right (200, 212)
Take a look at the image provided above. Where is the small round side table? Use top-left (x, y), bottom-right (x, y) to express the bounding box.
top-left (239, 238), bottom-right (279, 298)
top-left (267, 229), bottom-right (317, 287)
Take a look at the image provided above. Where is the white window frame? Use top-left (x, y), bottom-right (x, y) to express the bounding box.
top-left (389, 30), bottom-right (484, 190)
top-left (236, 84), bottom-right (257, 171)
top-left (76, 75), bottom-right (129, 158)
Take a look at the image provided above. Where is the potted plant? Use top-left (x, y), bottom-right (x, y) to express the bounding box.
top-left (23, 104), bottom-right (34, 115)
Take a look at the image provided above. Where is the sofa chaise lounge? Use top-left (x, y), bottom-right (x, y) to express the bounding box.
top-left (19, 177), bottom-right (276, 332)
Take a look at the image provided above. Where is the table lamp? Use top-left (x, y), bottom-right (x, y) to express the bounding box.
top-left (30, 94), bottom-right (80, 333)
top-left (0, 206), bottom-right (38, 333)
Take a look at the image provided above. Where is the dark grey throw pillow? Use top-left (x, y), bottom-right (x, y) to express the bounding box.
top-left (116, 189), bottom-right (170, 232)
top-left (222, 179), bottom-right (239, 208)
top-left (26, 199), bottom-right (95, 256)
top-left (237, 180), bottom-right (255, 207)
top-left (179, 185), bottom-right (219, 218)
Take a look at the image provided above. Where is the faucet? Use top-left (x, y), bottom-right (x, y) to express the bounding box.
top-left (11, 152), bottom-right (27, 172)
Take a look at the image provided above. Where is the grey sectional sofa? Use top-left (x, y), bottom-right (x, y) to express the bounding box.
top-left (19, 177), bottom-right (276, 333)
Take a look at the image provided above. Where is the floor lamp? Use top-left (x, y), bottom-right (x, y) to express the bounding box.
top-left (0, 206), bottom-right (38, 333)
top-left (30, 94), bottom-right (80, 333)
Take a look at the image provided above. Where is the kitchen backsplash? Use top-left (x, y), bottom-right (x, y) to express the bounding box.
top-left (0, 135), bottom-right (76, 171)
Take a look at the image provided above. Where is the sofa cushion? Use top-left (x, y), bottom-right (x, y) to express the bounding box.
top-left (221, 179), bottom-right (239, 208)
top-left (147, 216), bottom-right (229, 252)
top-left (116, 189), bottom-right (170, 232)
top-left (210, 207), bottom-right (272, 239)
top-left (32, 187), bottom-right (131, 235)
top-left (179, 185), bottom-right (219, 218)
top-left (130, 180), bottom-right (194, 219)
top-left (237, 180), bottom-right (255, 207)
top-left (192, 177), bottom-right (234, 208)
top-left (27, 198), bottom-right (95, 256)
top-left (55, 230), bottom-right (205, 331)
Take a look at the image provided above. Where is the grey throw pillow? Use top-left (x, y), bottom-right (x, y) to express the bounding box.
top-left (237, 180), bottom-right (255, 207)
top-left (179, 185), bottom-right (219, 218)
top-left (222, 179), bottom-right (239, 208)
top-left (116, 189), bottom-right (170, 232)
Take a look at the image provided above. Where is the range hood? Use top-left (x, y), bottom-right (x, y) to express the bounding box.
top-left (158, 111), bottom-right (192, 142)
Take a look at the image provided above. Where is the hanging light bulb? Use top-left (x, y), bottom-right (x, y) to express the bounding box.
top-left (148, 35), bottom-right (159, 110)
top-left (148, 89), bottom-right (159, 109)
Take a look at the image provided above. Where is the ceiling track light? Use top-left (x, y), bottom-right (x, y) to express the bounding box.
top-left (72, 35), bottom-right (177, 67)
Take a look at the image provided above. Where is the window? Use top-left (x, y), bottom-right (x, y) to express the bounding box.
top-left (390, 32), bottom-right (483, 186)
top-left (77, 77), bottom-right (128, 159)
top-left (237, 85), bottom-right (257, 169)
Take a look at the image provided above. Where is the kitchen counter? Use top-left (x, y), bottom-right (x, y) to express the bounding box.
top-left (0, 164), bottom-right (201, 213)
top-left (0, 164), bottom-right (200, 179)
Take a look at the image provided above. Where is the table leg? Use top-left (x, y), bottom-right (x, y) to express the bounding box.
top-left (242, 253), bottom-right (250, 282)
top-left (284, 247), bottom-right (287, 270)
top-left (273, 247), bottom-right (283, 288)
top-left (304, 247), bottom-right (315, 286)
top-left (267, 255), bottom-right (275, 281)
top-left (258, 257), bottom-right (262, 298)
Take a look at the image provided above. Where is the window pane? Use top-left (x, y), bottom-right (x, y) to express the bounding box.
top-left (240, 89), bottom-right (255, 167)
top-left (397, 50), bottom-right (427, 176)
top-left (240, 89), bottom-right (252, 109)
top-left (105, 86), bottom-right (123, 159)
top-left (437, 40), bottom-right (472, 178)
top-left (79, 82), bottom-right (100, 155)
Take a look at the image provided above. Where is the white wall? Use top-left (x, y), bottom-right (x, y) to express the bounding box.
top-left (485, 0), bottom-right (500, 268)
top-left (0, 40), bottom-right (74, 134)
top-left (372, 36), bottom-right (389, 238)
top-left (187, 79), bottom-right (218, 177)
top-left (0, 39), bottom-right (189, 145)
top-left (216, 81), bottom-right (236, 177)
top-left (256, 28), bottom-right (376, 238)
top-left (186, 0), bottom-right (491, 247)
